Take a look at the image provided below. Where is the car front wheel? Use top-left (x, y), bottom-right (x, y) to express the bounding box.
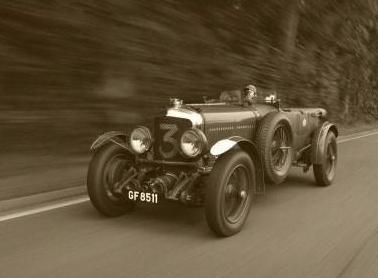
top-left (205, 149), bottom-right (255, 237)
top-left (87, 144), bottom-right (136, 216)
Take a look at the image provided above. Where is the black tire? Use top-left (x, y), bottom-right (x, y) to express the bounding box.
top-left (87, 144), bottom-right (136, 216)
top-left (205, 149), bottom-right (256, 237)
top-left (256, 112), bottom-right (293, 184)
top-left (313, 131), bottom-right (337, 186)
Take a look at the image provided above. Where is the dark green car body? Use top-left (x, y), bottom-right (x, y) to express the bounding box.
top-left (88, 90), bottom-right (338, 236)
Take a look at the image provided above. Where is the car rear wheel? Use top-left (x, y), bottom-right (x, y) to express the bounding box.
top-left (256, 112), bottom-right (293, 184)
top-left (313, 131), bottom-right (337, 186)
top-left (87, 144), bottom-right (136, 216)
top-left (205, 149), bottom-right (255, 237)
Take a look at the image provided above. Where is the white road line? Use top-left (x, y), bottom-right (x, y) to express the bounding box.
top-left (338, 130), bottom-right (378, 144)
top-left (1, 129), bottom-right (378, 223)
top-left (0, 196), bottom-right (89, 222)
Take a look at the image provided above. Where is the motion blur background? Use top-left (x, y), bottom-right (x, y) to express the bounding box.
top-left (1, 0), bottom-right (377, 199)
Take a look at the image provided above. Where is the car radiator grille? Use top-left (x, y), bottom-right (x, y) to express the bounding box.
top-left (154, 116), bottom-right (192, 161)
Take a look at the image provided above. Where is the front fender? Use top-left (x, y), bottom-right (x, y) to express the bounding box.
top-left (90, 131), bottom-right (131, 152)
top-left (210, 136), bottom-right (242, 156)
top-left (312, 122), bottom-right (338, 164)
top-left (210, 136), bottom-right (265, 194)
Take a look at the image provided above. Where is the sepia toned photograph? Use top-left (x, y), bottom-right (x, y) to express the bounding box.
top-left (1, 1), bottom-right (378, 277)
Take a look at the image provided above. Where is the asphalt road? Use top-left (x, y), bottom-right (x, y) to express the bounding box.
top-left (1, 133), bottom-right (378, 278)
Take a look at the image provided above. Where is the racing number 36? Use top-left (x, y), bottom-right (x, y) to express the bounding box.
top-left (159, 123), bottom-right (178, 158)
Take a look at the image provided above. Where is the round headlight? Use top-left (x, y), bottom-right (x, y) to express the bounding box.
top-left (130, 126), bottom-right (152, 154)
top-left (180, 129), bottom-right (207, 158)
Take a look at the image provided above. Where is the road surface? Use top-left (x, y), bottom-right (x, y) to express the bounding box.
top-left (1, 132), bottom-right (378, 278)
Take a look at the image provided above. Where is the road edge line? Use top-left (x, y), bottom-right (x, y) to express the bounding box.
top-left (0, 196), bottom-right (89, 222)
top-left (0, 186), bottom-right (87, 212)
top-left (338, 130), bottom-right (378, 143)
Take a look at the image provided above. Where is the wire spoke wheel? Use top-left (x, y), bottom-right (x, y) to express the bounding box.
top-left (270, 124), bottom-right (290, 172)
top-left (223, 165), bottom-right (249, 224)
top-left (256, 112), bottom-right (293, 184)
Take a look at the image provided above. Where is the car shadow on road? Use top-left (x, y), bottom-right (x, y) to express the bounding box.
top-left (74, 170), bottom-right (319, 239)
top-left (282, 174), bottom-right (317, 187)
top-left (76, 200), bottom-right (215, 239)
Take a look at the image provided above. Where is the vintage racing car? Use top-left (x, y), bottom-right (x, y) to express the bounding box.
top-left (87, 85), bottom-right (338, 236)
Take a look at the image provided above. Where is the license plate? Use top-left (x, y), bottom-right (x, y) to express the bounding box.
top-left (127, 191), bottom-right (159, 204)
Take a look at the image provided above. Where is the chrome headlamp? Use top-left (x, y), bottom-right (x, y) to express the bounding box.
top-left (129, 126), bottom-right (152, 154)
top-left (180, 128), bottom-right (207, 158)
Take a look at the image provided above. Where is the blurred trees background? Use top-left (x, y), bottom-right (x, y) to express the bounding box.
top-left (0, 0), bottom-right (377, 155)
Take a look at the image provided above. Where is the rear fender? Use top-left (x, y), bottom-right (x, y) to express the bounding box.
top-left (210, 136), bottom-right (265, 194)
top-left (90, 131), bottom-right (132, 152)
top-left (312, 122), bottom-right (338, 164)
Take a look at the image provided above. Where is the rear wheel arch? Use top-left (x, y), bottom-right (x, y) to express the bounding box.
top-left (311, 122), bottom-right (338, 164)
top-left (329, 125), bottom-right (339, 138)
